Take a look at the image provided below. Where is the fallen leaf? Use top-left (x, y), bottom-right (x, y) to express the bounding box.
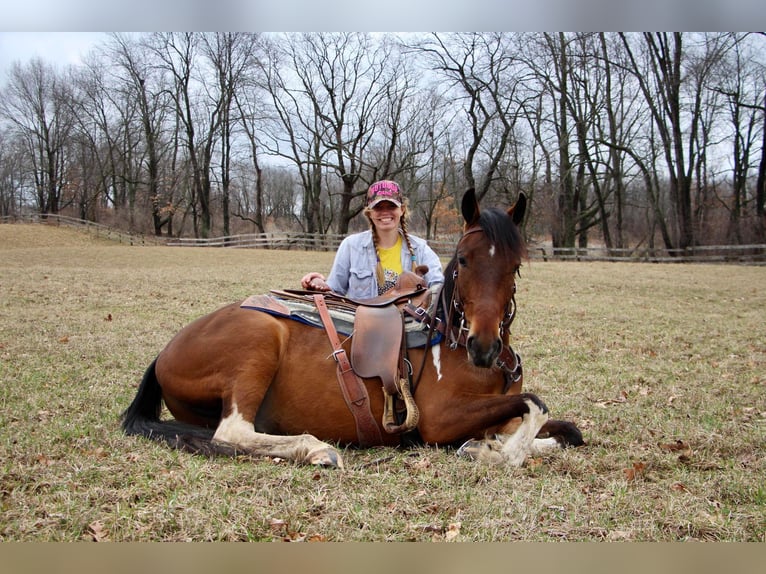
top-left (589, 393), bottom-right (628, 408)
top-left (670, 482), bottom-right (688, 492)
top-left (526, 457), bottom-right (544, 469)
top-left (406, 457), bottom-right (432, 471)
top-left (622, 461), bottom-right (646, 481)
top-left (659, 440), bottom-right (690, 452)
top-left (283, 530), bottom-right (306, 542)
top-left (86, 520), bottom-right (109, 542)
top-left (59, 336), bottom-right (69, 344)
top-left (445, 522), bottom-right (462, 542)
top-left (105, 313), bottom-right (113, 321)
top-left (35, 454), bottom-right (53, 466)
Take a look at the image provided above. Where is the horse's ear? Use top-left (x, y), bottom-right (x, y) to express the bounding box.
top-left (508, 192), bottom-right (526, 226)
top-left (461, 188), bottom-right (480, 228)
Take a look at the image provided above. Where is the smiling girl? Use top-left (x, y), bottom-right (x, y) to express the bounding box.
top-left (300, 180), bottom-right (444, 299)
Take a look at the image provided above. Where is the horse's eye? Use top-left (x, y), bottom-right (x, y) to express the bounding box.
top-left (457, 255), bottom-right (467, 267)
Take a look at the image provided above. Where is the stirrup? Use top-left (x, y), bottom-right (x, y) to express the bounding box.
top-left (381, 377), bottom-right (419, 434)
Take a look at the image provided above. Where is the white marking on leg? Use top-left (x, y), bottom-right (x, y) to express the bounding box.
top-left (214, 405), bottom-right (252, 445)
top-left (500, 399), bottom-right (549, 467)
top-left (529, 437), bottom-right (562, 456)
top-left (214, 404), bottom-right (343, 467)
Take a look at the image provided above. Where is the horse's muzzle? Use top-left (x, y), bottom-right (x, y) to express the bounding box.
top-left (466, 335), bottom-right (502, 368)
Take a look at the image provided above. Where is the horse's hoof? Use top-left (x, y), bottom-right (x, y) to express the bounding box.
top-left (307, 448), bottom-right (344, 469)
top-left (456, 438), bottom-right (504, 464)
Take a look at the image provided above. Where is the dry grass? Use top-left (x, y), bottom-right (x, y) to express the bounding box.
top-left (1, 223), bottom-right (764, 541)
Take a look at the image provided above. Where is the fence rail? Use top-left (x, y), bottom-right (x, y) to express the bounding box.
top-left (167, 234), bottom-right (766, 263)
top-left (4, 214), bottom-right (765, 263)
top-left (1, 214), bottom-right (165, 246)
top-left (534, 244), bottom-right (766, 264)
top-left (166, 232), bottom-right (458, 257)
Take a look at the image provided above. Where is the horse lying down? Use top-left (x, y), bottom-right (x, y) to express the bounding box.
top-left (121, 189), bottom-right (584, 468)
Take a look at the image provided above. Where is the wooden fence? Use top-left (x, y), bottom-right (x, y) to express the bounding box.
top-left (533, 244), bottom-right (766, 264)
top-left (4, 214), bottom-right (765, 263)
top-left (1, 214), bottom-right (165, 246)
top-left (166, 232), bottom-right (458, 258)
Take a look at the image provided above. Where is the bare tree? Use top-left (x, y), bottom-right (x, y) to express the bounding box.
top-left (619, 33), bottom-right (733, 250)
top-left (200, 33), bottom-right (261, 237)
top-left (709, 33), bottom-right (766, 243)
top-left (414, 33), bottom-right (527, 203)
top-left (0, 131), bottom-right (26, 216)
top-left (260, 33), bottom-right (409, 235)
top-left (232, 51), bottom-right (268, 234)
top-left (0, 59), bottom-right (76, 214)
top-left (149, 32), bottom-right (224, 238)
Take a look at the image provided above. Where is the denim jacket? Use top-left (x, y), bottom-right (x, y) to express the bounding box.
top-left (325, 229), bottom-right (444, 300)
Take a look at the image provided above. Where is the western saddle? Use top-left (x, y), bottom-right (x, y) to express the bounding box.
top-left (268, 267), bottom-right (433, 446)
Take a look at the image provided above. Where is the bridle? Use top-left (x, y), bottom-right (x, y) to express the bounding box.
top-left (409, 225), bottom-right (523, 396)
top-left (444, 226), bottom-right (518, 351)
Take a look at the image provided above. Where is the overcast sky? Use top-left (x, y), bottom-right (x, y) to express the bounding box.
top-left (0, 33), bottom-right (108, 81)
top-left (1, 1), bottom-right (765, 84)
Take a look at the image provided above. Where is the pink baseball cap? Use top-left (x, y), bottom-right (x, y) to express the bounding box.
top-left (367, 180), bottom-right (403, 208)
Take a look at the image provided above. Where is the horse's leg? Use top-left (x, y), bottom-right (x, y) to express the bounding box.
top-left (463, 417), bottom-right (585, 462)
top-left (209, 328), bottom-right (344, 467)
top-left (460, 368), bottom-right (584, 458)
top-left (457, 397), bottom-right (549, 466)
top-left (212, 402), bottom-right (343, 468)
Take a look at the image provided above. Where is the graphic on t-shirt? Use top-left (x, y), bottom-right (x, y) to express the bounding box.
top-left (377, 236), bottom-right (403, 295)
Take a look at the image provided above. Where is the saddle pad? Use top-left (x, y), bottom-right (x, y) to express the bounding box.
top-left (240, 294), bottom-right (442, 348)
top-left (241, 294), bottom-right (355, 336)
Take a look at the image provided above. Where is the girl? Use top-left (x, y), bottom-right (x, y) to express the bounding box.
top-left (301, 180), bottom-right (444, 299)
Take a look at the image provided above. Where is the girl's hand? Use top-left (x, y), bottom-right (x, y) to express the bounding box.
top-left (301, 272), bottom-right (330, 291)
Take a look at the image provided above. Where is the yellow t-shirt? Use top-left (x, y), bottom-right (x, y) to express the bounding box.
top-left (377, 236), bottom-right (403, 295)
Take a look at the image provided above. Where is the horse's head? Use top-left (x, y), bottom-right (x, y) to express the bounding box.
top-left (446, 188), bottom-right (527, 368)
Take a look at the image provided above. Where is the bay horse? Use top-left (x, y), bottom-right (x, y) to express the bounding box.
top-left (121, 189), bottom-right (583, 468)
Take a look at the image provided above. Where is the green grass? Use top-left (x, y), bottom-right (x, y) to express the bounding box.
top-left (1, 224), bottom-right (764, 541)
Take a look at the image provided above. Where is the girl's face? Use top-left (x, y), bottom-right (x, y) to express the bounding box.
top-left (368, 201), bottom-right (403, 231)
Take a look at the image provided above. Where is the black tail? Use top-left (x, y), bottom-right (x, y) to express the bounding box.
top-left (121, 358), bottom-right (239, 457)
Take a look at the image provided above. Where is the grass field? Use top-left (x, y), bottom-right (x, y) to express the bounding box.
top-left (1, 223), bottom-right (764, 542)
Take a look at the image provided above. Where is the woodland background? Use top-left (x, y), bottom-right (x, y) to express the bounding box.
top-left (1, 32), bottom-right (765, 252)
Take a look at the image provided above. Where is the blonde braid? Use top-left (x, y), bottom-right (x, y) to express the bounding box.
top-left (371, 226), bottom-right (386, 285)
top-left (399, 211), bottom-right (417, 272)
